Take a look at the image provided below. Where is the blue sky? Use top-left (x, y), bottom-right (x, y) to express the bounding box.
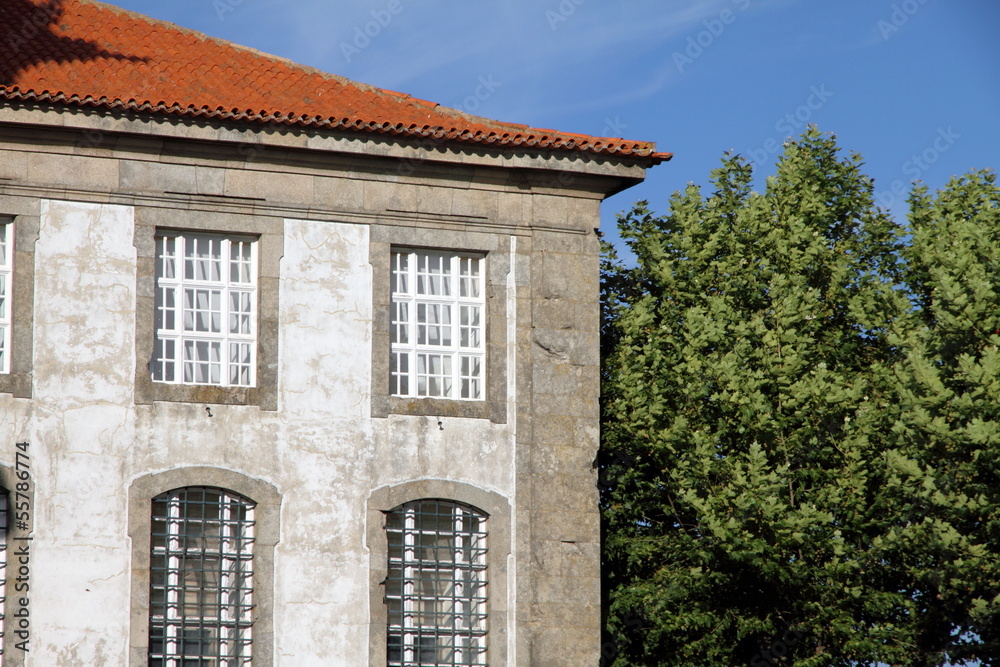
top-left (111, 0), bottom-right (1000, 250)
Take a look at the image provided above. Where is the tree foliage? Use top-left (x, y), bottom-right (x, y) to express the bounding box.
top-left (601, 128), bottom-right (1000, 667)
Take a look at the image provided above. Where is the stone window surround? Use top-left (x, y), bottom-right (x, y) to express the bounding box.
top-left (0, 201), bottom-right (39, 399)
top-left (128, 467), bottom-right (281, 667)
top-left (367, 480), bottom-right (510, 667)
top-left (133, 207), bottom-right (282, 411)
top-left (0, 457), bottom-right (34, 667)
top-left (370, 225), bottom-right (508, 423)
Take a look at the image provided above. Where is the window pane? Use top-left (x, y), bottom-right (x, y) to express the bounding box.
top-left (186, 235), bottom-right (223, 281)
top-left (211, 291), bottom-right (221, 332)
top-left (183, 340), bottom-right (222, 385)
top-left (460, 257), bottom-right (481, 298)
top-left (392, 252), bottom-right (409, 294)
top-left (156, 235), bottom-right (176, 280)
top-left (390, 352), bottom-right (409, 396)
top-left (229, 343), bottom-right (252, 387)
top-left (230, 240), bottom-right (253, 284)
top-left (460, 356), bottom-right (482, 400)
top-left (460, 306), bottom-right (481, 348)
top-left (229, 292), bottom-right (252, 335)
top-left (391, 302), bottom-right (408, 345)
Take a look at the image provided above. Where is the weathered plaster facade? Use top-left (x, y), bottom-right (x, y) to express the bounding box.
top-left (0, 101), bottom-right (651, 665)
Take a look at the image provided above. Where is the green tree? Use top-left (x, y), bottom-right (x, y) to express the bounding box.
top-left (600, 128), bottom-right (1000, 666)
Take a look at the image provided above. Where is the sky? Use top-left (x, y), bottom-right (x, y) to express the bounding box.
top-left (91, 4), bottom-right (996, 662)
top-left (108, 0), bottom-right (1000, 253)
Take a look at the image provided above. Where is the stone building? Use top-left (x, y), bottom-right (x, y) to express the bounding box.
top-left (0, 0), bottom-right (668, 664)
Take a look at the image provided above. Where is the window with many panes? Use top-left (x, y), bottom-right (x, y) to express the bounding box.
top-left (386, 499), bottom-right (488, 667)
top-left (152, 232), bottom-right (257, 387)
top-left (390, 250), bottom-right (484, 400)
top-left (149, 487), bottom-right (255, 667)
top-left (0, 221), bottom-right (12, 375)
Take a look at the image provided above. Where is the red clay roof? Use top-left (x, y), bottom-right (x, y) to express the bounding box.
top-left (0, 0), bottom-right (671, 163)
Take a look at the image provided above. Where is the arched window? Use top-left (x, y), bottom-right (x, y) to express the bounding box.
top-left (385, 499), bottom-right (488, 667)
top-left (148, 487), bottom-right (255, 667)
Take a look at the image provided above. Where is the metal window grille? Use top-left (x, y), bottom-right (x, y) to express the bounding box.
top-left (0, 220), bottom-right (12, 375)
top-left (386, 499), bottom-right (488, 667)
top-left (152, 232), bottom-right (257, 387)
top-left (390, 250), bottom-right (484, 400)
top-left (0, 491), bottom-right (7, 663)
top-left (149, 487), bottom-right (255, 667)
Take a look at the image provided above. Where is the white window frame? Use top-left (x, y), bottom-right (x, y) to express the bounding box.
top-left (152, 231), bottom-right (257, 387)
top-left (386, 500), bottom-right (488, 667)
top-left (0, 220), bottom-right (12, 375)
top-left (390, 249), bottom-right (485, 400)
top-left (149, 488), bottom-right (255, 667)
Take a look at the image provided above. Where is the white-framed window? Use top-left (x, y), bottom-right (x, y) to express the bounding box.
top-left (390, 250), bottom-right (484, 400)
top-left (0, 220), bottom-right (12, 375)
top-left (149, 487), bottom-right (255, 667)
top-left (385, 499), bottom-right (488, 667)
top-left (152, 232), bottom-right (257, 387)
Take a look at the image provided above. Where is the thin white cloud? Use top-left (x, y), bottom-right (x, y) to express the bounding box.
top-left (275, 0), bottom-right (758, 86)
top-left (212, 0), bottom-right (807, 137)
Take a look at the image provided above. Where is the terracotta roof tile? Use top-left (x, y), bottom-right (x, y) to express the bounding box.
top-left (0, 0), bottom-right (670, 163)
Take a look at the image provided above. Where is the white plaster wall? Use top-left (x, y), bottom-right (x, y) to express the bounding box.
top-left (280, 218), bottom-right (372, 420)
top-left (270, 218), bottom-right (516, 664)
top-left (272, 218), bottom-right (376, 663)
top-left (30, 199), bottom-right (136, 665)
top-left (13, 209), bottom-right (518, 665)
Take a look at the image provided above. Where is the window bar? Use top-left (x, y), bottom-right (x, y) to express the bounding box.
top-left (150, 487), bottom-right (255, 666)
top-left (387, 500), bottom-right (488, 667)
top-left (403, 507), bottom-right (416, 666)
top-left (0, 491), bottom-right (7, 663)
top-left (0, 221), bottom-right (12, 375)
